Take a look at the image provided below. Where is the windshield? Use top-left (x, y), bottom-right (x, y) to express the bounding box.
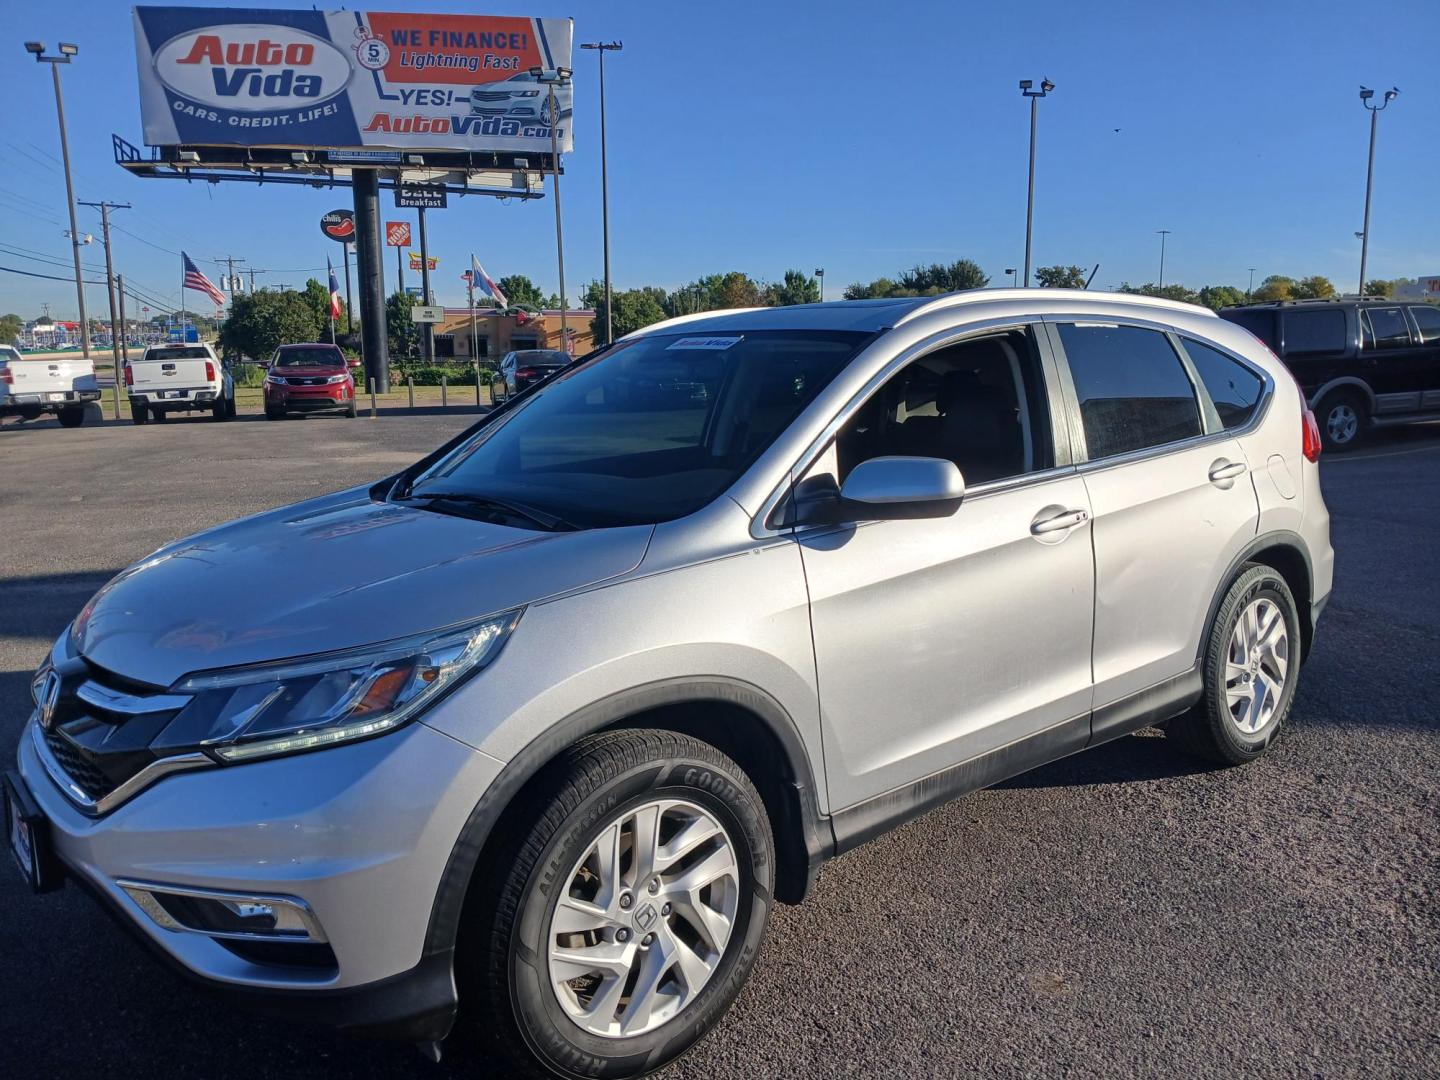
top-left (408, 330), bottom-right (868, 528)
top-left (275, 347), bottom-right (344, 367)
top-left (144, 346), bottom-right (210, 361)
top-left (512, 350), bottom-right (568, 368)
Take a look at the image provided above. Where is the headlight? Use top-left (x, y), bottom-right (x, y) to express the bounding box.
top-left (326, 373), bottom-right (349, 384)
top-left (517, 89), bottom-right (540, 97)
top-left (173, 611), bottom-right (520, 763)
top-left (265, 373), bottom-right (286, 384)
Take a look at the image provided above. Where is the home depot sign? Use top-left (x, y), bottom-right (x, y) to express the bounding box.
top-left (384, 221), bottom-right (411, 247)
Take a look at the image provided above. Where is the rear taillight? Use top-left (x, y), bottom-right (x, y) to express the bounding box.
top-left (516, 368), bottom-right (537, 379)
top-left (0, 366), bottom-right (12, 386)
top-left (205, 360), bottom-right (216, 382)
top-left (1300, 384), bottom-right (1321, 463)
top-left (123, 364), bottom-right (133, 387)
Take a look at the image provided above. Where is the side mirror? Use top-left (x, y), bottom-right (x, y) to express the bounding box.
top-left (838, 456), bottom-right (965, 518)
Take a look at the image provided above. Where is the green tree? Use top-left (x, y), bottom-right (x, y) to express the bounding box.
top-left (497, 274), bottom-right (544, 309)
top-left (898, 259), bottom-right (989, 293)
top-left (218, 289), bottom-right (322, 361)
top-left (765, 269), bottom-right (821, 307)
top-left (591, 288), bottom-right (666, 342)
top-left (1034, 265), bottom-right (1088, 289)
top-left (1197, 285), bottom-right (1247, 311)
top-left (1117, 282), bottom-right (1201, 305)
top-left (1364, 279), bottom-right (1394, 298)
top-left (386, 290), bottom-right (419, 358)
top-left (1292, 275), bottom-right (1336, 300)
top-left (1252, 275), bottom-right (1295, 302)
top-left (301, 278), bottom-right (336, 340)
top-left (0, 313), bottom-right (22, 343)
top-left (843, 277), bottom-right (899, 300)
top-left (713, 271), bottom-right (764, 309)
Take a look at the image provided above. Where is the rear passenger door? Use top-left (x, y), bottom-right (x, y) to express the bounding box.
top-left (1404, 306), bottom-right (1440, 413)
top-left (1361, 305), bottom-right (1425, 411)
top-left (1046, 320), bottom-right (1263, 719)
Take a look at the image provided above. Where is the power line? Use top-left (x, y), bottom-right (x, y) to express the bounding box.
top-left (1, 263), bottom-right (106, 285)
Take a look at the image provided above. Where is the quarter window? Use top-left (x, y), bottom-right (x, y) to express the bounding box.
top-left (1182, 338), bottom-right (1265, 430)
top-left (1282, 309), bottom-right (1347, 356)
top-left (1408, 306), bottom-right (1440, 345)
top-left (1056, 324), bottom-right (1202, 460)
top-left (1362, 307), bottom-right (1412, 350)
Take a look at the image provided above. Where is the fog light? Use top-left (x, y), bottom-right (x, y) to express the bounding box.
top-left (118, 880), bottom-right (327, 942)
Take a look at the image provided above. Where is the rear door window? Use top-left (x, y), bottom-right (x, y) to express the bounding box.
top-left (1220, 309), bottom-right (1277, 349)
top-left (1056, 323), bottom-right (1202, 460)
top-left (1282, 309), bottom-right (1347, 356)
top-left (1361, 307), bottom-right (1413, 350)
top-left (1406, 306), bottom-right (1440, 345)
top-left (1181, 338), bottom-right (1265, 430)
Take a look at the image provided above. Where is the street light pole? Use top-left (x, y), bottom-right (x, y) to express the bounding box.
top-left (1157, 229), bottom-right (1171, 288)
top-left (1019, 78), bottom-right (1054, 287)
top-left (532, 66), bottom-right (573, 352)
top-left (1357, 86), bottom-right (1398, 297)
top-left (1247, 267), bottom-right (1256, 302)
top-left (1005, 268), bottom-right (1018, 288)
top-left (581, 42), bottom-right (622, 345)
top-left (26, 41), bottom-right (90, 359)
top-left (815, 267), bottom-right (825, 302)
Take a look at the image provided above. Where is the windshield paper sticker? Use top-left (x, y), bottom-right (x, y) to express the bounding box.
top-left (666, 336), bottom-right (742, 351)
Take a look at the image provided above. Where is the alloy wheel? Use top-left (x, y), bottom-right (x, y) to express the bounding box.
top-left (1326, 403), bottom-right (1358, 445)
top-left (1225, 596), bottom-right (1289, 734)
top-left (547, 797), bottom-right (740, 1039)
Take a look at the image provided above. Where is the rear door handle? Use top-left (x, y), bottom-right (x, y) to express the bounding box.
top-left (1031, 508), bottom-right (1090, 535)
top-left (1208, 460), bottom-right (1248, 483)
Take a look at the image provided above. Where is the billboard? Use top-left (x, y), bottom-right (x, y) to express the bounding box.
top-left (132, 7), bottom-right (573, 154)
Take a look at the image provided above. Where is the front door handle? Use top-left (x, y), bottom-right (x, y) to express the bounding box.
top-left (1030, 507), bottom-right (1090, 535)
top-left (1208, 460), bottom-right (1248, 483)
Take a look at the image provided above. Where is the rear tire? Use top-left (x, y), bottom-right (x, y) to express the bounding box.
top-left (152, 408), bottom-right (167, 423)
top-left (1168, 563), bottom-right (1300, 766)
top-left (131, 403), bottom-right (149, 425)
top-left (265, 406), bottom-right (283, 420)
top-left (56, 407), bottom-right (85, 428)
top-left (345, 402), bottom-right (357, 418)
top-left (467, 730), bottom-right (774, 1079)
top-left (1317, 390), bottom-right (1366, 453)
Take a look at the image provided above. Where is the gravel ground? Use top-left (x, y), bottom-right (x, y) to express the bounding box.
top-left (1, 410), bottom-right (1436, 1079)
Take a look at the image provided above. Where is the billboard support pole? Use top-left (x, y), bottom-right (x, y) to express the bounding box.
top-left (396, 243), bottom-right (404, 296)
top-left (353, 170), bottom-right (389, 394)
top-left (419, 206), bottom-right (434, 364)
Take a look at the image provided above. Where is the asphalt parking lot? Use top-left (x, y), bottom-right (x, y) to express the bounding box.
top-left (1, 410), bottom-right (1437, 1079)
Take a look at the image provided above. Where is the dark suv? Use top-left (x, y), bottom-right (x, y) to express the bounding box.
top-left (1220, 298), bottom-right (1440, 450)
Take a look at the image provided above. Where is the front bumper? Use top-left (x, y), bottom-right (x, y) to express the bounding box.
top-left (15, 714), bottom-right (504, 1037)
top-left (267, 385), bottom-right (353, 411)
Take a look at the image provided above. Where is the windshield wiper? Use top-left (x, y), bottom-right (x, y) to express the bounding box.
top-left (399, 491), bottom-right (579, 532)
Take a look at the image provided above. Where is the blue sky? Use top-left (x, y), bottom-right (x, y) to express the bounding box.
top-left (3, 0), bottom-right (1437, 319)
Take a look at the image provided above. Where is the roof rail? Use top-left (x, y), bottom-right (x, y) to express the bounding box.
top-left (891, 287), bottom-right (1217, 327)
top-left (618, 307), bottom-right (768, 341)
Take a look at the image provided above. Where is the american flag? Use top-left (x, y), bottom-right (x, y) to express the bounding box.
top-left (182, 252), bottom-right (226, 307)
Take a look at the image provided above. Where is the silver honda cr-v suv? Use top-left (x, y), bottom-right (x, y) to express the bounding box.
top-left (9, 290), bottom-right (1333, 1078)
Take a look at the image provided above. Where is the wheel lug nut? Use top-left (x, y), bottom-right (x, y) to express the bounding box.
top-left (641, 933), bottom-right (654, 946)
top-left (661, 903), bottom-right (672, 916)
top-left (647, 878), bottom-right (660, 894)
top-left (616, 928), bottom-right (630, 942)
top-left (618, 892), bottom-right (633, 910)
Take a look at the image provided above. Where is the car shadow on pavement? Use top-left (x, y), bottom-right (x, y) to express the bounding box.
top-left (995, 729), bottom-right (1218, 789)
top-left (0, 569), bottom-right (120, 640)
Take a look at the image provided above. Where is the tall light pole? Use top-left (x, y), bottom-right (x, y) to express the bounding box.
top-left (1247, 267), bottom-right (1257, 301)
top-left (580, 42), bottom-right (622, 345)
top-left (531, 66), bottom-right (573, 351)
top-left (1156, 229), bottom-right (1172, 288)
top-left (814, 267), bottom-right (825, 302)
top-left (1019, 78), bottom-right (1054, 287)
top-left (1357, 86), bottom-right (1398, 297)
top-left (25, 41), bottom-right (90, 359)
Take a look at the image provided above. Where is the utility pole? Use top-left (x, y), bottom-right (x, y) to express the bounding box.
top-left (79, 199), bottom-right (130, 418)
top-left (26, 41), bottom-right (90, 359)
top-left (214, 255), bottom-right (246, 297)
top-left (581, 41), bottom-right (623, 344)
top-left (1157, 230), bottom-right (1172, 288)
top-left (418, 205), bottom-right (434, 362)
top-left (532, 65), bottom-right (573, 351)
top-left (117, 273), bottom-right (129, 415)
top-left (1247, 268), bottom-right (1257, 302)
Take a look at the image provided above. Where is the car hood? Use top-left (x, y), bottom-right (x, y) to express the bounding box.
top-left (74, 487), bottom-right (653, 687)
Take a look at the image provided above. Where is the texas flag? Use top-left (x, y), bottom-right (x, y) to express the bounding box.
top-left (470, 255), bottom-right (507, 308)
top-left (326, 257), bottom-right (343, 320)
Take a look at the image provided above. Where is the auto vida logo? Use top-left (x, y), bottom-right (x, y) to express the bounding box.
top-left (37, 670), bottom-right (61, 731)
top-left (153, 24), bottom-right (352, 112)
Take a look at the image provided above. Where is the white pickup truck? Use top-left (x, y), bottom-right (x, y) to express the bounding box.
top-left (0, 345), bottom-right (102, 428)
top-left (125, 343), bottom-right (236, 424)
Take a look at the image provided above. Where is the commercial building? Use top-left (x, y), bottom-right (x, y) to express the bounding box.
top-left (432, 307), bottom-right (596, 360)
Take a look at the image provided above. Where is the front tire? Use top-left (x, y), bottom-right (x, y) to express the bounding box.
top-left (469, 730), bottom-right (774, 1079)
top-left (56, 407), bottom-right (85, 428)
top-left (1169, 563), bottom-right (1301, 766)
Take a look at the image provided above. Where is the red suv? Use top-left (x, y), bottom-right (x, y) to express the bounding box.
top-left (263, 343), bottom-right (358, 419)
